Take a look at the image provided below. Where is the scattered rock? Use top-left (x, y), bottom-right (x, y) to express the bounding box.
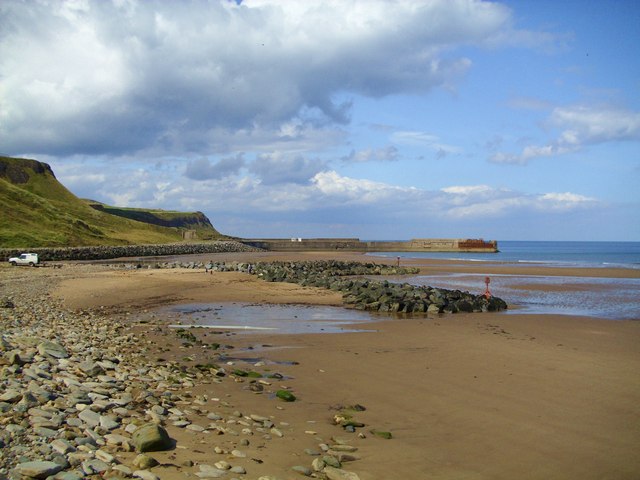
top-left (133, 454), bottom-right (159, 469)
top-left (370, 429), bottom-right (393, 439)
top-left (291, 465), bottom-right (312, 476)
top-left (276, 390), bottom-right (296, 402)
top-left (133, 469), bottom-right (161, 480)
top-left (0, 389), bottom-right (22, 403)
top-left (131, 424), bottom-right (172, 453)
top-left (324, 466), bottom-right (361, 480)
top-left (196, 464), bottom-right (228, 478)
top-left (14, 460), bottom-right (64, 479)
top-left (37, 340), bottom-right (68, 359)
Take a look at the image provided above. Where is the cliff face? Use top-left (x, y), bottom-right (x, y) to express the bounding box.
top-left (87, 204), bottom-right (220, 236)
top-left (0, 158), bottom-right (56, 184)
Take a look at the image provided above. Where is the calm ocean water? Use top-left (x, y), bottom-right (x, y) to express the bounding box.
top-left (369, 241), bottom-right (640, 320)
top-left (368, 240), bottom-right (640, 269)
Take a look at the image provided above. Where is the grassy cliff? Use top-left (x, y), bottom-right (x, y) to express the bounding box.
top-left (0, 156), bottom-right (222, 248)
top-left (85, 202), bottom-right (221, 240)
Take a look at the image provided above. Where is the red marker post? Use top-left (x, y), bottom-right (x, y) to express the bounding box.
top-left (484, 276), bottom-right (492, 299)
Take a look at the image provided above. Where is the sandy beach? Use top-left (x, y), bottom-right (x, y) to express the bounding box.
top-left (37, 251), bottom-right (640, 479)
top-left (45, 254), bottom-right (640, 480)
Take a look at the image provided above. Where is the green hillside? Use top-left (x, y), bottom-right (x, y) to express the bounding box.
top-left (0, 156), bottom-right (222, 248)
top-left (85, 201), bottom-right (221, 240)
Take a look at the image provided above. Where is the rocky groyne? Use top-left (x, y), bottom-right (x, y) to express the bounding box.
top-left (118, 260), bottom-right (508, 314)
top-left (0, 241), bottom-right (260, 262)
top-left (251, 261), bottom-right (507, 314)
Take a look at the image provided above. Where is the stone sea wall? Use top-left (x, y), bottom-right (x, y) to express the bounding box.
top-left (0, 241), bottom-right (260, 262)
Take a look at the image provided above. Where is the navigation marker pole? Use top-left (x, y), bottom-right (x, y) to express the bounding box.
top-left (484, 276), bottom-right (492, 299)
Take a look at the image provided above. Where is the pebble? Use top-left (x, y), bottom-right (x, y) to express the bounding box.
top-left (133, 469), bottom-right (161, 480)
top-left (95, 449), bottom-right (116, 463)
top-left (323, 466), bottom-right (361, 480)
top-left (186, 423), bottom-right (206, 432)
top-left (311, 457), bottom-right (326, 471)
top-left (197, 464), bottom-right (228, 478)
top-left (215, 461), bottom-right (231, 470)
top-left (0, 263), bottom-right (369, 480)
top-left (270, 427), bottom-right (284, 437)
top-left (50, 439), bottom-right (75, 455)
top-left (330, 444), bottom-right (358, 452)
top-left (133, 454), bottom-right (159, 469)
top-left (81, 458), bottom-right (110, 475)
top-left (37, 340), bottom-right (69, 359)
top-left (322, 456), bottom-right (342, 468)
top-left (0, 389), bottom-right (22, 403)
top-left (78, 409), bottom-right (101, 427)
top-left (292, 465), bottom-right (313, 476)
top-left (14, 460), bottom-right (64, 479)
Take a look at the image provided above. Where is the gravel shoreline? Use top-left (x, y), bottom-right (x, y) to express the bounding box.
top-left (0, 265), bottom-right (369, 480)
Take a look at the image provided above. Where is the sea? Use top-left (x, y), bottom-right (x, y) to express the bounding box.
top-left (367, 241), bottom-right (640, 321)
top-left (367, 240), bottom-right (640, 270)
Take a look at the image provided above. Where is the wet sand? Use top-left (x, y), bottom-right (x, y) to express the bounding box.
top-left (54, 252), bottom-right (640, 480)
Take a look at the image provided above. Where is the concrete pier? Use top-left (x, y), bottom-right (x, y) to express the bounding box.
top-left (240, 238), bottom-right (498, 253)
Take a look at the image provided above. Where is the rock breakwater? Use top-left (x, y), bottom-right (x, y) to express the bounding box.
top-left (118, 260), bottom-right (507, 314)
top-left (0, 241), bottom-right (259, 262)
top-left (250, 260), bottom-right (508, 314)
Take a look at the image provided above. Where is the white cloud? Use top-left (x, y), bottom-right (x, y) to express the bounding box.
top-left (537, 192), bottom-right (596, 211)
top-left (552, 105), bottom-right (640, 146)
top-left (312, 170), bottom-right (417, 204)
top-left (0, 0), bottom-right (549, 157)
top-left (440, 184), bottom-right (597, 218)
top-left (490, 104), bottom-right (640, 164)
top-left (441, 185), bottom-right (494, 196)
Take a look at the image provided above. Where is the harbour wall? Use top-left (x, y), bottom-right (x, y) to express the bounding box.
top-left (240, 238), bottom-right (498, 253)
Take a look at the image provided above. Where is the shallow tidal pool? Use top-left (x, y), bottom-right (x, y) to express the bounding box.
top-left (160, 302), bottom-right (379, 334)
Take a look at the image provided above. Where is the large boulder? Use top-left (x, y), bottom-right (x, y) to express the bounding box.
top-left (454, 300), bottom-right (474, 313)
top-left (37, 340), bottom-right (68, 359)
top-left (14, 461), bottom-right (64, 479)
top-left (132, 423), bottom-right (173, 452)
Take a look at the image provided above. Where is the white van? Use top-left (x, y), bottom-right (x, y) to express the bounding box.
top-left (8, 253), bottom-right (39, 266)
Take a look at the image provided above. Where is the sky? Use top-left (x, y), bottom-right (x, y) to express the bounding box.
top-left (1, 0), bottom-right (639, 241)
